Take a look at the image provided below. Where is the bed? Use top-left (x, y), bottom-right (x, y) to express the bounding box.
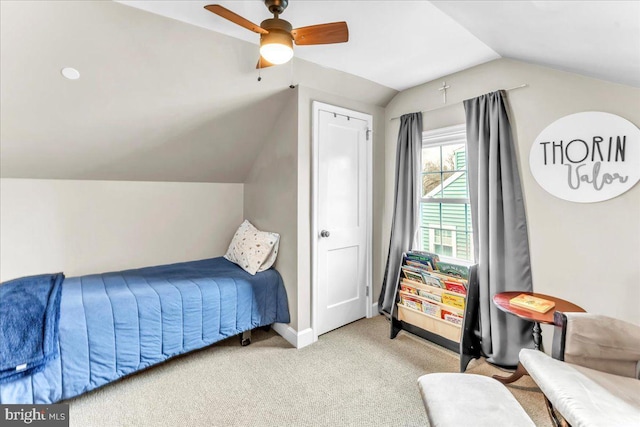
top-left (0, 256), bottom-right (290, 404)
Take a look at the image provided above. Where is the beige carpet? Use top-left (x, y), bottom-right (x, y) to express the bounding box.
top-left (68, 315), bottom-right (551, 426)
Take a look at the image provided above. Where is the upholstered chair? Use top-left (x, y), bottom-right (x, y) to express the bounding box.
top-left (520, 312), bottom-right (640, 426)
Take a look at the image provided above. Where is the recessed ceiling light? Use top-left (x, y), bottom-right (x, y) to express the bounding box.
top-left (61, 67), bottom-right (80, 80)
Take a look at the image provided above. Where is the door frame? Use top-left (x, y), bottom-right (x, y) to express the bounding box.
top-left (311, 101), bottom-right (373, 342)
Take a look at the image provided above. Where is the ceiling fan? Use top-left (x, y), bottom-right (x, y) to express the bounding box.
top-left (204, 0), bottom-right (349, 68)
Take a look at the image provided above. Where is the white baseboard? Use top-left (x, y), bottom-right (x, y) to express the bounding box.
top-left (272, 323), bottom-right (315, 349)
top-left (297, 328), bottom-right (315, 348)
top-left (369, 302), bottom-right (379, 317)
top-left (274, 308), bottom-right (380, 347)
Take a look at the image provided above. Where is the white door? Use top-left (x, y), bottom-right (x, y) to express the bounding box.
top-left (313, 102), bottom-right (372, 337)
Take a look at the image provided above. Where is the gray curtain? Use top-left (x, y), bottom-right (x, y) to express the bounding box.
top-left (464, 91), bottom-right (534, 367)
top-left (379, 112), bottom-right (422, 315)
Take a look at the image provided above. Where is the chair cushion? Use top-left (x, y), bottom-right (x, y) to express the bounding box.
top-left (520, 348), bottom-right (640, 427)
top-left (562, 313), bottom-right (640, 378)
top-left (417, 373), bottom-right (534, 427)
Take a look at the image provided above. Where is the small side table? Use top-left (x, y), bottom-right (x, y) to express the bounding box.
top-left (491, 291), bottom-right (585, 384)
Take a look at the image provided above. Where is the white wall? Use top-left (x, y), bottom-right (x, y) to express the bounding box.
top-left (0, 179), bottom-right (243, 281)
top-left (244, 90), bottom-right (299, 329)
top-left (384, 59), bottom-right (640, 349)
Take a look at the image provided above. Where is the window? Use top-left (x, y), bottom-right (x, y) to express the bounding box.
top-left (418, 124), bottom-right (474, 263)
top-left (428, 225), bottom-right (456, 258)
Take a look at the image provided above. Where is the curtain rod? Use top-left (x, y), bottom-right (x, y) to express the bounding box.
top-left (389, 84), bottom-right (528, 121)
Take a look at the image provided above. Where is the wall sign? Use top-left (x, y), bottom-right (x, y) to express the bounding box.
top-left (529, 111), bottom-right (640, 203)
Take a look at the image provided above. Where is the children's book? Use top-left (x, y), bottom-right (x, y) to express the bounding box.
top-left (401, 266), bottom-right (426, 284)
top-left (418, 290), bottom-right (442, 303)
top-left (400, 295), bottom-right (422, 311)
top-left (429, 271), bottom-right (468, 286)
top-left (441, 309), bottom-right (463, 325)
top-left (405, 251), bottom-right (440, 271)
top-left (443, 281), bottom-right (467, 296)
top-left (442, 292), bottom-right (465, 310)
top-left (405, 260), bottom-right (434, 272)
top-left (421, 272), bottom-right (445, 288)
top-left (436, 261), bottom-right (470, 280)
top-left (509, 294), bottom-right (555, 313)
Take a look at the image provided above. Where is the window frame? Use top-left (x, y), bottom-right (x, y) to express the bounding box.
top-left (418, 124), bottom-right (474, 264)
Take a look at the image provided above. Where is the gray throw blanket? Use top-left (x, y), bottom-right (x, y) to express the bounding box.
top-left (0, 273), bottom-right (64, 384)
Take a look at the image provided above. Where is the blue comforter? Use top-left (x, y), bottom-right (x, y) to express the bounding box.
top-left (0, 273), bottom-right (64, 384)
top-left (0, 257), bottom-right (289, 404)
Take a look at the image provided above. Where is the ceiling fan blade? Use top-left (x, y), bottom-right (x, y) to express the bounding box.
top-left (291, 22), bottom-right (348, 45)
top-left (204, 4), bottom-right (268, 35)
top-left (256, 57), bottom-right (276, 69)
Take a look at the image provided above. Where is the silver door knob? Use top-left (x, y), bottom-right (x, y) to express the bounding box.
top-left (320, 230), bottom-right (330, 238)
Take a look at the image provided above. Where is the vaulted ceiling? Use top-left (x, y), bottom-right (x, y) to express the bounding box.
top-left (0, 1), bottom-right (395, 183)
top-left (121, 0), bottom-right (640, 90)
top-left (433, 1), bottom-right (640, 88)
top-left (1, 1), bottom-right (638, 183)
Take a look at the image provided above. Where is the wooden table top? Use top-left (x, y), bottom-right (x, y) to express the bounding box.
top-left (493, 291), bottom-right (586, 325)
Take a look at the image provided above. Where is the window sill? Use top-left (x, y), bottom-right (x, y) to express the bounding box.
top-left (436, 255), bottom-right (475, 267)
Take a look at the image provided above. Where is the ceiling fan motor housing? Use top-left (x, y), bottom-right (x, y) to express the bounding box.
top-left (265, 0), bottom-right (288, 15)
top-left (260, 18), bottom-right (293, 46)
top-left (260, 18), bottom-right (292, 34)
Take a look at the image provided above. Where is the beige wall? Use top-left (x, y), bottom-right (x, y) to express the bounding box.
top-left (0, 179), bottom-right (243, 281)
top-left (384, 59), bottom-right (640, 344)
top-left (244, 90), bottom-right (300, 329)
top-left (244, 86), bottom-right (388, 334)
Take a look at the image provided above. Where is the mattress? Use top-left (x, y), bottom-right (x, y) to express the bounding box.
top-left (0, 257), bottom-right (290, 404)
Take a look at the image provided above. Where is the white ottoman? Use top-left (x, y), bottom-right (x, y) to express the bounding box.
top-left (417, 373), bottom-right (535, 427)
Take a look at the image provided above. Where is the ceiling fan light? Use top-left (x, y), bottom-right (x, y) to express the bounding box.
top-left (260, 43), bottom-right (293, 65)
top-left (260, 31), bottom-right (294, 65)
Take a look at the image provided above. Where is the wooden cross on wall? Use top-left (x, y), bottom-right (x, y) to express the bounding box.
top-left (438, 81), bottom-right (450, 104)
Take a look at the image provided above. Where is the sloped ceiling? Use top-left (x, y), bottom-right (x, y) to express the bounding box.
top-left (432, 1), bottom-right (640, 88)
top-left (0, 1), bottom-right (395, 183)
top-left (2, 1), bottom-right (638, 183)
top-left (121, 1), bottom-right (639, 90)
top-left (118, 0), bottom-right (500, 92)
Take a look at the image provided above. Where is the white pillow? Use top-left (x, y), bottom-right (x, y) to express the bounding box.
top-left (224, 220), bottom-right (280, 275)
